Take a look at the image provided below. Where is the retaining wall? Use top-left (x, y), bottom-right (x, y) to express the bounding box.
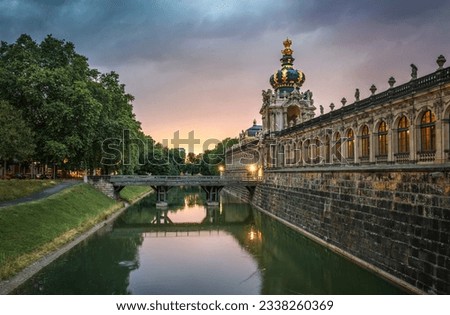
top-left (225, 166), bottom-right (450, 294)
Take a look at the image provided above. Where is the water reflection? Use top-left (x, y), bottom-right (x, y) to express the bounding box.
top-left (13, 188), bottom-right (405, 295)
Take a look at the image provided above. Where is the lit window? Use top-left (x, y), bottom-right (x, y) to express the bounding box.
top-left (420, 110), bottom-right (436, 152)
top-left (361, 125), bottom-right (370, 158)
top-left (398, 116), bottom-right (409, 153)
top-left (347, 129), bottom-right (354, 159)
top-left (378, 121), bottom-right (388, 156)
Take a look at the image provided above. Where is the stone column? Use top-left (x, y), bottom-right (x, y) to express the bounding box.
top-left (271, 112), bottom-right (275, 132)
top-left (388, 129), bottom-right (394, 163)
top-left (342, 135), bottom-right (348, 164)
top-left (410, 124), bottom-right (417, 162)
top-left (435, 118), bottom-right (443, 163)
top-left (409, 107), bottom-right (417, 162)
top-left (155, 186), bottom-right (170, 207)
top-left (349, 129), bottom-right (356, 165)
top-left (370, 132), bottom-right (376, 163)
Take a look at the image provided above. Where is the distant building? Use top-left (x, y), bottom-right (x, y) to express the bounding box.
top-left (239, 119), bottom-right (262, 139)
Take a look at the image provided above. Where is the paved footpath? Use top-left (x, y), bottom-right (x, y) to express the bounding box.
top-left (0, 180), bottom-right (81, 208)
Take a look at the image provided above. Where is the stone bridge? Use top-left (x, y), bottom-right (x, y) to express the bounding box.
top-left (87, 175), bottom-right (260, 206)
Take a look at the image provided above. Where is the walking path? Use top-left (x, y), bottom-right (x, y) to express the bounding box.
top-left (0, 180), bottom-right (81, 208)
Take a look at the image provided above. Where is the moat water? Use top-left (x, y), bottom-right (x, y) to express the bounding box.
top-left (14, 188), bottom-right (405, 294)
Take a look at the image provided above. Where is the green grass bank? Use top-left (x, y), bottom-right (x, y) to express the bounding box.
top-left (0, 180), bottom-right (59, 202)
top-left (0, 183), bottom-right (152, 280)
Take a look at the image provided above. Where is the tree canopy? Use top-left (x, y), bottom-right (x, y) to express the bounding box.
top-left (0, 34), bottom-right (238, 177)
top-left (0, 34), bottom-right (142, 175)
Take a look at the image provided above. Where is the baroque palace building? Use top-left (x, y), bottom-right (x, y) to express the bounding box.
top-left (225, 39), bottom-right (450, 294)
top-left (226, 39), bottom-right (450, 175)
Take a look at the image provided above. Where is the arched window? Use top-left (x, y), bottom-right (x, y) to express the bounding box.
top-left (304, 139), bottom-right (311, 164)
top-left (334, 132), bottom-right (341, 162)
top-left (398, 116), bottom-right (409, 153)
top-left (295, 140), bottom-right (302, 165)
top-left (378, 121), bottom-right (388, 156)
top-left (314, 138), bottom-right (321, 164)
top-left (420, 110), bottom-right (436, 152)
top-left (285, 143), bottom-right (293, 166)
top-left (361, 125), bottom-right (370, 158)
top-left (346, 129), bottom-right (354, 159)
top-left (278, 144), bottom-right (285, 167)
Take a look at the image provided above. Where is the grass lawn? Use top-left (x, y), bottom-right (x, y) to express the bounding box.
top-left (0, 180), bottom-right (59, 202)
top-left (119, 186), bottom-right (152, 203)
top-left (0, 183), bottom-right (122, 280)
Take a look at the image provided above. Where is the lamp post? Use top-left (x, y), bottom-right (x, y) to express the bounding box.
top-left (218, 165), bottom-right (224, 178)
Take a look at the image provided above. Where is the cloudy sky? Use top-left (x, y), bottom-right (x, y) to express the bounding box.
top-left (1, 0), bottom-right (450, 152)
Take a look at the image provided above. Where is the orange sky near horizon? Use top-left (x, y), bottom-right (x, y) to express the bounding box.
top-left (2, 1), bottom-right (450, 154)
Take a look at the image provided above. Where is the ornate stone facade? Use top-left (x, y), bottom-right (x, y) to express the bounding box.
top-left (260, 39), bottom-right (316, 134)
top-left (227, 41), bottom-right (450, 173)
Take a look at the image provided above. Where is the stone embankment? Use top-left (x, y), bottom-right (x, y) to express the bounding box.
top-left (225, 166), bottom-right (450, 294)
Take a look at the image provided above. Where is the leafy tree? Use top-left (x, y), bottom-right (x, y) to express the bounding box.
top-left (200, 137), bottom-right (238, 175)
top-left (0, 34), bottom-right (142, 175)
top-left (0, 100), bottom-right (35, 178)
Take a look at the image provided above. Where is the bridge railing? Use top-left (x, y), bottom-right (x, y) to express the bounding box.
top-left (87, 175), bottom-right (262, 184)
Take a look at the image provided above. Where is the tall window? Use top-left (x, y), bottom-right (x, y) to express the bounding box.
top-left (346, 129), bottom-right (354, 159)
top-left (361, 125), bottom-right (370, 158)
top-left (304, 139), bottom-right (311, 164)
top-left (295, 140), bottom-right (302, 165)
top-left (398, 116), bottom-right (409, 153)
top-left (378, 121), bottom-right (388, 156)
top-left (314, 138), bottom-right (321, 163)
top-left (286, 143), bottom-right (293, 166)
top-left (334, 132), bottom-right (341, 161)
top-left (279, 144), bottom-right (284, 167)
top-left (420, 110), bottom-right (436, 152)
top-left (325, 135), bottom-right (331, 163)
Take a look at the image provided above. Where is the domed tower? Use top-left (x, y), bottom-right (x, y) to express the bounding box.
top-left (270, 38), bottom-right (306, 95)
top-left (260, 39), bottom-right (315, 133)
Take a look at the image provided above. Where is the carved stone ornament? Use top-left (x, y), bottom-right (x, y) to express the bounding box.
top-left (436, 55), bottom-right (446, 69)
top-left (386, 113), bottom-right (394, 125)
top-left (355, 88), bottom-right (360, 101)
top-left (410, 64), bottom-right (418, 80)
top-left (388, 77), bottom-right (396, 88)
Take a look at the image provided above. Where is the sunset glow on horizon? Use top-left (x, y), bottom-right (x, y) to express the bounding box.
top-left (2, 0), bottom-right (449, 153)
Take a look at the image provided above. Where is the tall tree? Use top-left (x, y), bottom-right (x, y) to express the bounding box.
top-left (0, 34), bottom-right (143, 175)
top-left (0, 100), bottom-right (35, 178)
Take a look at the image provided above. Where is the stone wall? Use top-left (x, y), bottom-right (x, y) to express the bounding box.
top-left (87, 176), bottom-right (116, 199)
top-left (225, 166), bottom-right (450, 294)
